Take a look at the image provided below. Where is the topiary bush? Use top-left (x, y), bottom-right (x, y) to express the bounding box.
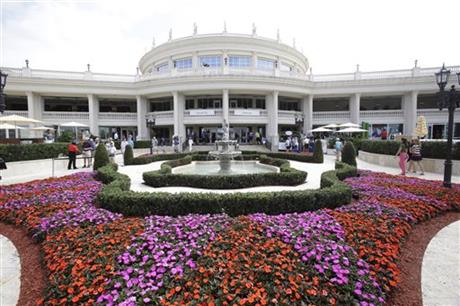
top-left (93, 143), bottom-right (110, 170)
top-left (123, 145), bottom-right (134, 165)
top-left (313, 139), bottom-right (324, 163)
top-left (342, 141), bottom-right (357, 167)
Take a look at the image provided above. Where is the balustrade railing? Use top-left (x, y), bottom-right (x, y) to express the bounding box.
top-left (360, 110), bottom-right (404, 118)
top-left (2, 110), bottom-right (29, 117)
top-left (98, 112), bottom-right (137, 120)
top-left (42, 111), bottom-right (89, 120)
top-left (3, 65), bottom-right (458, 83)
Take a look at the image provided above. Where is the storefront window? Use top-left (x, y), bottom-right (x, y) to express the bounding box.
top-left (149, 97), bottom-right (173, 112)
top-left (313, 98), bottom-right (349, 112)
top-left (44, 97), bottom-right (88, 112)
top-left (360, 96), bottom-right (402, 110)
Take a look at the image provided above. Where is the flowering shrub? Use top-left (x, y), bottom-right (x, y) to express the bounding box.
top-left (0, 170), bottom-right (458, 305)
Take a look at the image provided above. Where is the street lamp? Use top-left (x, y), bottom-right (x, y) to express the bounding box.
top-left (145, 115), bottom-right (156, 154)
top-left (0, 70), bottom-right (8, 113)
top-left (435, 64), bottom-right (460, 188)
top-left (295, 113), bottom-right (304, 132)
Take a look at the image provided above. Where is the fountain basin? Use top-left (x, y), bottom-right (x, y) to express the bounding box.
top-left (171, 160), bottom-right (279, 176)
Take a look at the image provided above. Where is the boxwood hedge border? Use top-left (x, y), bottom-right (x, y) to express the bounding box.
top-left (142, 154), bottom-right (307, 189)
top-left (96, 157), bottom-right (357, 217)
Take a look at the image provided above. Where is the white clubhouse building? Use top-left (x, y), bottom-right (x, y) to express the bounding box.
top-left (2, 31), bottom-right (459, 148)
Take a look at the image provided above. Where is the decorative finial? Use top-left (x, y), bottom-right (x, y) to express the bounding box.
top-left (87, 64), bottom-right (90, 72)
top-left (193, 22), bottom-right (197, 35)
top-left (252, 23), bottom-right (257, 36)
top-left (293, 38), bottom-right (296, 49)
top-left (356, 64), bottom-right (360, 72)
top-left (25, 59), bottom-right (29, 68)
top-left (152, 36), bottom-right (156, 48)
top-left (276, 28), bottom-right (280, 42)
top-left (169, 28), bottom-right (172, 41)
top-left (223, 21), bottom-right (227, 33)
top-left (414, 59), bottom-right (418, 68)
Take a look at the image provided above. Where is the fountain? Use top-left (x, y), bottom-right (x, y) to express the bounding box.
top-left (172, 120), bottom-right (278, 176)
top-left (208, 120), bottom-right (242, 173)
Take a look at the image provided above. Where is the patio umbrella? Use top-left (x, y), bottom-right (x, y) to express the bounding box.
top-left (0, 114), bottom-right (43, 124)
top-left (60, 122), bottom-right (89, 139)
top-left (337, 127), bottom-right (368, 133)
top-left (338, 122), bottom-right (361, 128)
top-left (310, 127), bottom-right (333, 133)
top-left (323, 124), bottom-right (340, 129)
top-left (30, 126), bottom-right (55, 131)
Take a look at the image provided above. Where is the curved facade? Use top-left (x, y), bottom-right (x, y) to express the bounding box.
top-left (2, 32), bottom-right (460, 148)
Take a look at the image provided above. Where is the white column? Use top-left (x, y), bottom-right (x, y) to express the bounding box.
top-left (26, 92), bottom-right (42, 120)
top-left (403, 91), bottom-right (417, 135)
top-left (173, 92), bottom-right (186, 140)
top-left (136, 95), bottom-right (148, 140)
top-left (349, 93), bottom-right (361, 124)
top-left (302, 95), bottom-right (313, 135)
top-left (222, 89), bottom-right (229, 124)
top-left (87, 94), bottom-right (99, 136)
top-left (266, 91), bottom-right (279, 151)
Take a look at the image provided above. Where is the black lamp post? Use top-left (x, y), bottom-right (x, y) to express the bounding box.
top-left (0, 70), bottom-right (8, 114)
top-left (145, 115), bottom-right (156, 154)
top-left (435, 64), bottom-right (460, 188)
top-left (295, 113), bottom-right (304, 132)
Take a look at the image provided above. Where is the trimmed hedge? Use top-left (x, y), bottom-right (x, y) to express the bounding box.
top-left (96, 160), bottom-right (355, 217)
top-left (342, 142), bottom-right (357, 167)
top-left (359, 140), bottom-right (460, 160)
top-left (313, 139), bottom-right (324, 163)
top-left (123, 145), bottom-right (134, 165)
top-left (93, 144), bottom-right (110, 170)
top-left (142, 154), bottom-right (307, 189)
top-left (0, 143), bottom-right (68, 162)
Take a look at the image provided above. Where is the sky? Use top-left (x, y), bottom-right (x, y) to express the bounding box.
top-left (1, 0), bottom-right (459, 75)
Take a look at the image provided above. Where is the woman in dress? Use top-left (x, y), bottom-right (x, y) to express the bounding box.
top-left (395, 138), bottom-right (409, 175)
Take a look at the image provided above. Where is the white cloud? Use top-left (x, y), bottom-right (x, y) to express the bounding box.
top-left (1, 0), bottom-right (459, 74)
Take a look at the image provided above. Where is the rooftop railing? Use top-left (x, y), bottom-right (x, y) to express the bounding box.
top-left (2, 65), bottom-right (459, 83)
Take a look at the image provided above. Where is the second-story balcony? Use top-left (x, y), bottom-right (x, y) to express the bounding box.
top-left (42, 111), bottom-right (90, 124)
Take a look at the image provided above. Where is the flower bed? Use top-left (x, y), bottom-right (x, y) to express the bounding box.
top-left (1, 170), bottom-right (459, 305)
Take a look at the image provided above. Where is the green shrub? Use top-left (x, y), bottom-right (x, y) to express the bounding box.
top-left (359, 140), bottom-right (460, 160)
top-left (133, 140), bottom-right (152, 149)
top-left (57, 130), bottom-right (74, 143)
top-left (342, 141), bottom-right (357, 167)
top-left (0, 143), bottom-right (68, 162)
top-left (313, 139), bottom-right (324, 163)
top-left (97, 158), bottom-right (357, 217)
top-left (143, 154), bottom-right (307, 189)
top-left (123, 145), bottom-right (134, 165)
top-left (93, 144), bottom-right (110, 170)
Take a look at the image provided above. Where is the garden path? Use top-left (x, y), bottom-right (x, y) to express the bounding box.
top-left (421, 220), bottom-right (460, 306)
top-left (0, 235), bottom-right (20, 306)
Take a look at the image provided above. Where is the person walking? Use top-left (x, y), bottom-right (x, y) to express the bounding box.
top-left (409, 139), bottom-right (425, 175)
top-left (120, 138), bottom-right (128, 155)
top-left (335, 138), bottom-right (343, 161)
top-left (151, 136), bottom-right (158, 154)
top-left (395, 138), bottom-right (409, 175)
top-left (188, 137), bottom-right (194, 152)
top-left (82, 138), bottom-right (92, 168)
top-left (67, 140), bottom-right (79, 170)
top-left (106, 139), bottom-right (117, 163)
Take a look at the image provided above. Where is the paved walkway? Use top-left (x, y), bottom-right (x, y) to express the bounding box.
top-left (0, 235), bottom-right (20, 306)
top-left (422, 221), bottom-right (460, 306)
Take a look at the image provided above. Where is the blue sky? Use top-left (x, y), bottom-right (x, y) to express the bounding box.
top-left (1, 0), bottom-right (459, 74)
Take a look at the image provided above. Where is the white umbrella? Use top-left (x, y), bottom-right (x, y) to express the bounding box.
top-left (310, 127), bottom-right (333, 133)
top-left (60, 122), bottom-right (89, 139)
top-left (0, 114), bottom-right (43, 124)
top-left (60, 121), bottom-right (89, 128)
top-left (323, 124), bottom-right (340, 129)
top-left (338, 122), bottom-right (361, 128)
top-left (285, 131), bottom-right (293, 136)
top-left (337, 127), bottom-right (368, 133)
top-left (30, 126), bottom-right (55, 131)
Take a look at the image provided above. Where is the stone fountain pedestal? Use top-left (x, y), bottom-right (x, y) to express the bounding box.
top-left (209, 139), bottom-right (242, 174)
